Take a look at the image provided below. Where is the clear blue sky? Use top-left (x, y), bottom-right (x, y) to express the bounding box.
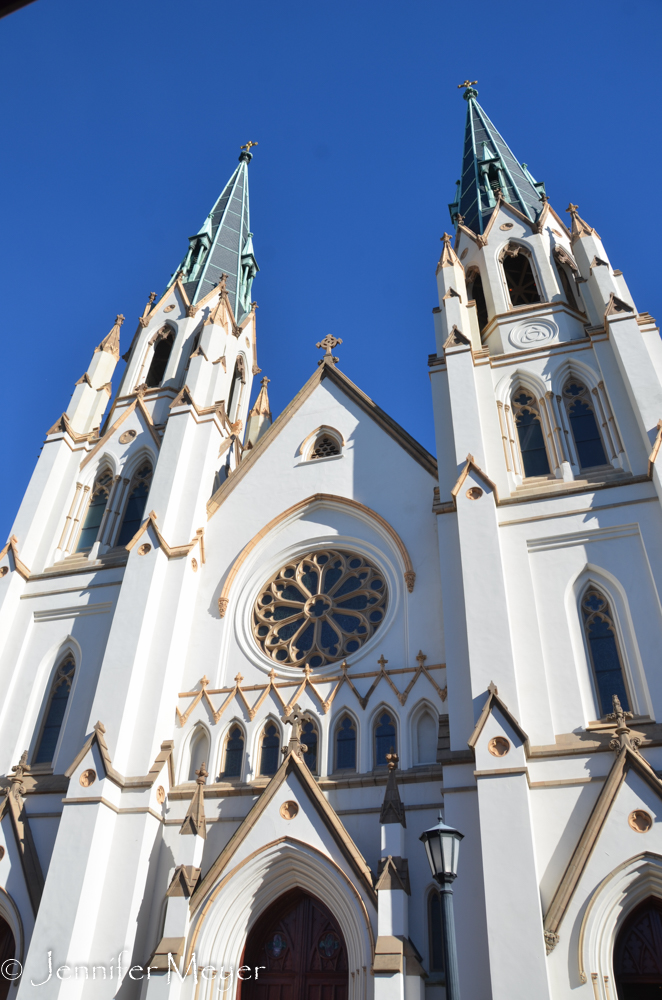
top-left (1, 0), bottom-right (660, 540)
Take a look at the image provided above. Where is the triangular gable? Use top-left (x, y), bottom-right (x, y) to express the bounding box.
top-left (468, 681), bottom-right (529, 751)
top-left (190, 749), bottom-right (375, 913)
top-left (450, 454), bottom-right (500, 508)
top-left (482, 196), bottom-right (537, 241)
top-left (206, 363), bottom-right (437, 517)
top-left (122, 510), bottom-right (205, 561)
top-left (543, 744), bottom-right (662, 951)
top-left (65, 720), bottom-right (174, 790)
top-left (605, 292), bottom-right (635, 317)
top-left (0, 535), bottom-right (30, 580)
top-left (80, 394), bottom-right (161, 470)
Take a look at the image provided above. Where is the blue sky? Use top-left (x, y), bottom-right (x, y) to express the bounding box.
top-left (1, 0), bottom-right (660, 539)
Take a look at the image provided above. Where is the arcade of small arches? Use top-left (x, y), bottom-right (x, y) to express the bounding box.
top-left (181, 703), bottom-right (439, 784)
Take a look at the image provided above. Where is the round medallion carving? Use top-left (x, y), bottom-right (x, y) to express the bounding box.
top-left (156, 785), bottom-right (166, 804)
top-left (119, 429), bottom-right (137, 445)
top-left (628, 810), bottom-right (653, 833)
top-left (164, 304), bottom-right (175, 312)
top-left (253, 549), bottom-right (388, 668)
top-left (79, 769), bottom-right (97, 787)
top-left (500, 222), bottom-right (514, 231)
top-left (0, 567), bottom-right (7, 578)
top-left (488, 736), bottom-right (510, 757)
top-left (508, 318), bottom-right (558, 350)
top-left (466, 487), bottom-right (483, 500)
top-left (138, 543), bottom-right (151, 556)
top-left (280, 801), bottom-right (299, 820)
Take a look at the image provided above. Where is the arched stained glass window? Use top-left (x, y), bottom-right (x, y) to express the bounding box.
top-left (34, 655), bottom-right (75, 764)
top-left (335, 716), bottom-right (356, 771)
top-left (222, 725), bottom-right (244, 778)
top-left (117, 464), bottom-right (153, 547)
top-left (302, 720), bottom-right (318, 773)
top-left (581, 588), bottom-right (630, 717)
top-left (188, 728), bottom-right (209, 781)
top-left (260, 723), bottom-right (280, 776)
top-left (563, 381), bottom-right (608, 470)
top-left (374, 711), bottom-right (396, 767)
top-left (428, 890), bottom-right (444, 973)
top-left (512, 391), bottom-right (550, 477)
top-left (76, 472), bottom-right (112, 552)
top-left (145, 330), bottom-right (174, 388)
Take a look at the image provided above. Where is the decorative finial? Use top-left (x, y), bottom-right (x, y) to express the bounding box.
top-left (241, 141), bottom-right (258, 152)
top-left (316, 334), bottom-right (342, 366)
top-left (458, 79), bottom-right (478, 100)
top-left (148, 292), bottom-right (157, 304)
top-left (116, 314), bottom-right (125, 326)
top-left (606, 694), bottom-right (644, 757)
top-left (195, 762), bottom-right (208, 785)
top-left (385, 749), bottom-right (399, 771)
top-left (282, 703), bottom-right (310, 762)
top-left (260, 376), bottom-right (270, 388)
top-left (566, 203), bottom-right (579, 215)
top-left (239, 141), bottom-right (258, 162)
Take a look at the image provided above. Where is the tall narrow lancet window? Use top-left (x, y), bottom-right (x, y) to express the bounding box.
top-left (581, 588), bottom-right (630, 717)
top-left (302, 720), bottom-right (318, 773)
top-left (415, 711), bottom-right (438, 765)
top-left (335, 716), bottom-right (356, 771)
top-left (466, 267), bottom-right (488, 331)
top-left (563, 381), bottom-right (607, 470)
top-left (117, 464), bottom-right (153, 547)
top-left (428, 890), bottom-right (444, 973)
top-left (221, 725), bottom-right (244, 779)
top-left (75, 471), bottom-right (112, 552)
top-left (34, 654), bottom-right (75, 764)
top-left (374, 711), bottom-right (397, 767)
top-left (228, 356), bottom-right (246, 421)
top-left (188, 728), bottom-right (210, 781)
top-left (145, 329), bottom-right (174, 388)
top-left (260, 723), bottom-right (280, 776)
top-left (512, 391), bottom-right (550, 477)
top-left (501, 244), bottom-right (541, 306)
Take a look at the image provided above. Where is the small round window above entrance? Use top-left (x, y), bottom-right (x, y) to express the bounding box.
top-left (253, 549), bottom-right (388, 668)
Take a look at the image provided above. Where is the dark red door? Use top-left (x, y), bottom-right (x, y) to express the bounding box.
top-left (615, 898), bottom-right (662, 999)
top-left (240, 889), bottom-right (348, 1000)
top-left (0, 917), bottom-right (15, 1000)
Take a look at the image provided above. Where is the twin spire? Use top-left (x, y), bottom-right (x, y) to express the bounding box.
top-left (449, 84), bottom-right (546, 235)
top-left (170, 143), bottom-right (259, 323)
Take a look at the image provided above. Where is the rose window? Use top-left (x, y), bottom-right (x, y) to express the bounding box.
top-left (253, 549), bottom-right (388, 668)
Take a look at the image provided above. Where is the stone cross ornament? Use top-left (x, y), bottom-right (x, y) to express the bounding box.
top-left (316, 335), bottom-right (342, 366)
top-left (283, 703), bottom-right (310, 759)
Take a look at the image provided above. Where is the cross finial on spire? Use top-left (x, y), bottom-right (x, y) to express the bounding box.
top-left (458, 79), bottom-right (478, 100)
top-left (316, 334), bottom-right (342, 366)
top-left (261, 376), bottom-right (270, 388)
top-left (241, 141), bottom-right (258, 153)
top-left (239, 141), bottom-right (258, 163)
top-left (282, 703), bottom-right (310, 762)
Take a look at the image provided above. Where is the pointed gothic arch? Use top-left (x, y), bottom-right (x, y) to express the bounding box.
top-left (499, 241), bottom-right (543, 307)
top-left (409, 700), bottom-right (438, 766)
top-left (465, 265), bottom-right (489, 331)
top-left (219, 721), bottom-right (245, 780)
top-left (256, 718), bottom-right (282, 777)
top-left (561, 377), bottom-right (609, 471)
top-left (333, 712), bottom-right (358, 773)
top-left (372, 704), bottom-right (398, 769)
top-left (116, 461), bottom-right (153, 548)
top-left (32, 649), bottom-right (77, 766)
top-left (184, 724), bottom-right (211, 782)
top-left (74, 466), bottom-right (114, 553)
top-left (553, 246), bottom-right (583, 313)
top-left (145, 326), bottom-right (175, 388)
top-left (580, 584), bottom-right (631, 719)
top-left (511, 385), bottom-right (552, 478)
top-left (228, 354), bottom-right (247, 421)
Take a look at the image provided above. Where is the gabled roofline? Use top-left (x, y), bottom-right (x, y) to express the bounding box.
top-left (0, 535), bottom-right (30, 580)
top-left (467, 681), bottom-right (529, 750)
top-left (190, 749), bottom-right (376, 913)
top-left (64, 720), bottom-right (175, 789)
top-left (450, 454), bottom-right (499, 509)
top-left (80, 394), bottom-right (162, 470)
top-left (207, 363), bottom-right (437, 518)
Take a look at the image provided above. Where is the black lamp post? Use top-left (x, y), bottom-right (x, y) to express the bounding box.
top-left (420, 814), bottom-right (464, 1000)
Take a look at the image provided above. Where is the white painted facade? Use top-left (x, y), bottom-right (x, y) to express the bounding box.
top-left (0, 111), bottom-right (661, 1000)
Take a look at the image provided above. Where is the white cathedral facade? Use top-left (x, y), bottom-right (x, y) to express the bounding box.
top-left (0, 89), bottom-right (661, 1000)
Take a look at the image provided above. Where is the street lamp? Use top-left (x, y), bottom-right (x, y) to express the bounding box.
top-left (420, 814), bottom-right (464, 1000)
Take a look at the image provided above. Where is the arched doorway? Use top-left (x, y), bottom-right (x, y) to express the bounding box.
top-left (615, 897), bottom-right (662, 998)
top-left (0, 916), bottom-right (15, 1000)
top-left (239, 889), bottom-right (348, 1000)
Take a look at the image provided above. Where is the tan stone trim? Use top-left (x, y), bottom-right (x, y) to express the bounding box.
top-left (215, 494), bottom-right (415, 618)
top-left (207, 366), bottom-right (436, 520)
top-left (80, 396), bottom-right (161, 471)
top-left (605, 293), bottom-right (634, 318)
top-left (449, 454), bottom-right (499, 509)
top-left (0, 536), bottom-right (30, 580)
top-left (543, 747), bottom-right (662, 943)
top-left (64, 721), bottom-right (174, 789)
top-left (190, 753), bottom-right (376, 915)
top-left (46, 412), bottom-right (93, 444)
top-left (467, 682), bottom-right (529, 751)
top-left (123, 510), bottom-right (205, 561)
top-left (0, 790), bottom-right (44, 915)
top-left (648, 419), bottom-right (662, 477)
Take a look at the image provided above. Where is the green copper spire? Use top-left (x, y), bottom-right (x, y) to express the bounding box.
top-left (172, 142), bottom-right (259, 321)
top-left (449, 85), bottom-right (545, 235)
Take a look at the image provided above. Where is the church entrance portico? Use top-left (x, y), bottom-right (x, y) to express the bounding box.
top-left (239, 889), bottom-right (348, 1000)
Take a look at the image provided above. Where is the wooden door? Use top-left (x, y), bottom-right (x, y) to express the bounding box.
top-left (240, 889), bottom-right (348, 1000)
top-left (0, 917), bottom-right (15, 1000)
top-left (615, 898), bottom-right (662, 999)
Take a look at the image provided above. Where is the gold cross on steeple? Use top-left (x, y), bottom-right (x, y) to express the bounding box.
top-left (457, 79), bottom-right (478, 90)
top-left (241, 141), bottom-right (258, 152)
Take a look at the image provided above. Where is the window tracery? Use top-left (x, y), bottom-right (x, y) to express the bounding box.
top-left (34, 654), bottom-right (75, 765)
top-left (117, 464), bottom-right (153, 547)
top-left (562, 381), bottom-right (608, 470)
top-left (511, 390), bottom-right (551, 477)
top-left (500, 243), bottom-right (541, 306)
top-left (75, 471), bottom-right (113, 552)
top-left (221, 725), bottom-right (244, 778)
top-left (260, 723), bottom-right (280, 776)
top-left (311, 435), bottom-right (341, 459)
top-left (253, 550), bottom-right (388, 669)
top-left (581, 588), bottom-right (630, 717)
top-left (335, 716), bottom-right (357, 771)
top-left (374, 711), bottom-right (396, 767)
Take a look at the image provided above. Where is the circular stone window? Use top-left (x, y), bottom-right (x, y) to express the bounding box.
top-left (253, 549), bottom-right (388, 668)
